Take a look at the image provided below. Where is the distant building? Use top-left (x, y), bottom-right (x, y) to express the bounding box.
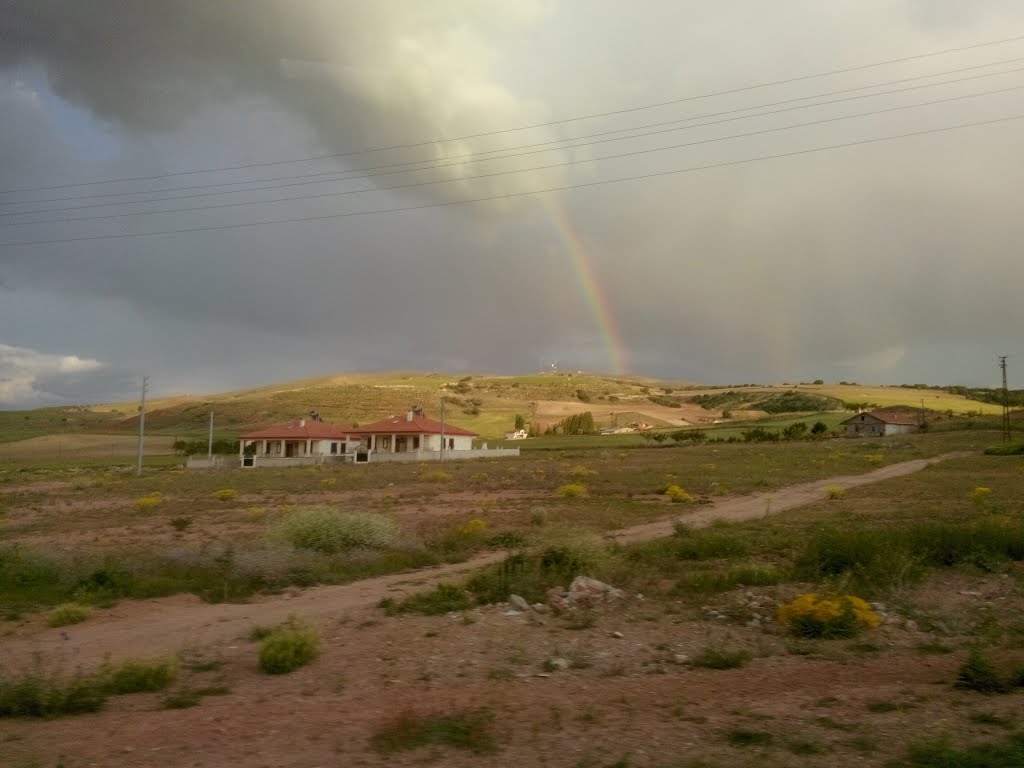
top-left (840, 410), bottom-right (919, 437)
top-left (504, 428), bottom-right (529, 440)
top-left (235, 407), bottom-right (518, 467)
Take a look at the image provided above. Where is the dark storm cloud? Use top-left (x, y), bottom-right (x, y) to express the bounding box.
top-left (1, 1), bottom-right (1023, 405)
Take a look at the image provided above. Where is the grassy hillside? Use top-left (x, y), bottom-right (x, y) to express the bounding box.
top-left (0, 373), bottom-right (1010, 447)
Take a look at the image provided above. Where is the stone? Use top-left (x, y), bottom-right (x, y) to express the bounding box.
top-left (546, 657), bottom-right (571, 671)
top-left (502, 610), bottom-right (522, 617)
top-left (611, 631), bottom-right (624, 638)
top-left (509, 594), bottom-right (531, 612)
top-left (547, 576), bottom-right (627, 614)
top-left (673, 654), bottom-right (690, 665)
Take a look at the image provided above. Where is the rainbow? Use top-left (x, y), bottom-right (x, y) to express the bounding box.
top-left (542, 199), bottom-right (628, 374)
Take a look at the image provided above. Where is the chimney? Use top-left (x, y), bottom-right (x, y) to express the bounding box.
top-left (299, 419), bottom-right (305, 427)
top-left (407, 409), bottom-right (414, 422)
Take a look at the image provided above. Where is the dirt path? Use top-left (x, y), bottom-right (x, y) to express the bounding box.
top-left (2, 453), bottom-right (961, 670)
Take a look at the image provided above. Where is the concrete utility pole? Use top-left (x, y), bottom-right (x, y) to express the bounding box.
top-left (999, 356), bottom-right (1010, 442)
top-left (439, 395), bottom-right (446, 464)
top-left (136, 376), bottom-right (149, 477)
top-left (207, 410), bottom-right (214, 466)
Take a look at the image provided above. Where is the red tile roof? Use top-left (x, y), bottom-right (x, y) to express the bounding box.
top-left (841, 410), bottom-right (919, 426)
top-left (350, 412), bottom-right (478, 437)
top-left (869, 410), bottom-right (919, 426)
top-left (241, 420), bottom-right (354, 440)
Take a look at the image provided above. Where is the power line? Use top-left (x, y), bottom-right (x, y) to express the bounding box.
top-left (6, 55), bottom-right (1023, 213)
top-left (2, 112), bottom-right (1021, 249)
top-left (8, 82), bottom-right (1023, 229)
top-left (2, 32), bottom-right (1024, 196)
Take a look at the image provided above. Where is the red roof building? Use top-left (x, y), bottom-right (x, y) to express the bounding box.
top-left (237, 408), bottom-right (481, 466)
top-left (840, 410), bottom-right (919, 437)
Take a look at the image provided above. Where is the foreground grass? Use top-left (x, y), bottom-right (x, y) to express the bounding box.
top-left (0, 658), bottom-right (175, 718)
top-left (891, 732), bottom-right (1024, 767)
top-left (370, 708), bottom-right (497, 755)
top-left (0, 431), bottom-right (1006, 614)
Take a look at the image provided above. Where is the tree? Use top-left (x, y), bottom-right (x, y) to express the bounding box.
top-left (514, 414), bottom-right (526, 430)
top-left (810, 421), bottom-right (828, 435)
top-left (782, 422), bottom-right (808, 440)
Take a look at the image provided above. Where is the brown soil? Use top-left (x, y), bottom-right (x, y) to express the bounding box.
top-left (1, 452), bottom-right (1012, 768)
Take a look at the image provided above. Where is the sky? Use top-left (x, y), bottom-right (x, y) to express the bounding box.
top-left (1, 0), bottom-right (1023, 407)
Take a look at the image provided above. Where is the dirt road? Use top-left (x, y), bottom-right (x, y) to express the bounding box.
top-left (2, 453), bottom-right (959, 670)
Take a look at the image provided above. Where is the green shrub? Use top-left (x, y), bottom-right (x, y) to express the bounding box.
top-left (48, 603), bottom-right (92, 627)
top-left (258, 621), bottom-right (321, 674)
top-left (897, 733), bottom-right (1024, 767)
top-left (381, 583), bottom-right (472, 616)
top-left (163, 691), bottom-right (201, 709)
top-left (673, 531), bottom-right (749, 560)
top-left (101, 658), bottom-right (177, 695)
top-left (825, 485), bottom-right (845, 500)
top-left (690, 647), bottom-right (751, 670)
top-left (371, 708), bottom-right (497, 754)
top-left (273, 507), bottom-right (396, 554)
top-left (212, 488), bottom-right (238, 502)
top-left (675, 564), bottom-right (787, 596)
top-left (984, 443), bottom-right (1024, 456)
top-left (954, 649), bottom-right (1008, 695)
top-left (0, 671), bottom-right (106, 717)
top-left (726, 729), bottom-right (773, 747)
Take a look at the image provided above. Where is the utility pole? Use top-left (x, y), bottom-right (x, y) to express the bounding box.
top-left (439, 395), bottom-right (446, 464)
top-left (207, 410), bottom-right (214, 466)
top-left (999, 356), bottom-right (1010, 442)
top-left (136, 376), bottom-right (149, 477)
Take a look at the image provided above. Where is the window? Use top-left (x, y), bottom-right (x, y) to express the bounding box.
top-left (448, 438), bottom-right (455, 450)
top-left (412, 436), bottom-right (420, 449)
top-left (330, 442), bottom-right (338, 455)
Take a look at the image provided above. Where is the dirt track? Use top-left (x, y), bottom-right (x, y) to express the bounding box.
top-left (2, 453), bottom-right (961, 671)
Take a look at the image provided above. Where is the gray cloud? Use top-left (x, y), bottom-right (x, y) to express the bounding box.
top-left (1, 1), bottom-right (1023, 406)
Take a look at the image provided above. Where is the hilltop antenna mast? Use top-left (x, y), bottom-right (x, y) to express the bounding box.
top-left (136, 376), bottom-right (148, 477)
top-left (999, 356), bottom-right (1010, 442)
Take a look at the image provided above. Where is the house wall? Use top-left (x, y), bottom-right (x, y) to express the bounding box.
top-left (844, 414), bottom-right (885, 437)
top-left (421, 434), bottom-right (474, 451)
top-left (883, 423), bottom-right (917, 436)
top-left (368, 447), bottom-right (519, 463)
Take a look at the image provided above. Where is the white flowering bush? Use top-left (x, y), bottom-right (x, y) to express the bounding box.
top-left (272, 507), bottom-right (396, 554)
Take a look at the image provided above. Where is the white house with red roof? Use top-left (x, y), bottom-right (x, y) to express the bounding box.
top-left (840, 410), bottom-right (919, 437)
top-left (238, 407), bottom-right (518, 467)
top-left (239, 417), bottom-right (361, 467)
top-left (349, 407), bottom-right (478, 457)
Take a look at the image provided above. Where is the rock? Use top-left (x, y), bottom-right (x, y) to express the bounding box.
top-left (674, 654), bottom-right (690, 665)
top-left (903, 619), bottom-right (918, 632)
top-left (509, 594), bottom-right (531, 612)
top-left (611, 631), bottom-right (624, 638)
top-left (502, 610), bottom-right (522, 617)
top-left (532, 603), bottom-right (550, 614)
top-left (548, 576), bottom-right (626, 614)
top-left (546, 657), bottom-right (571, 671)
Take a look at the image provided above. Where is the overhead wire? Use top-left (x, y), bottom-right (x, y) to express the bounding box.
top-left (4, 53), bottom-right (1024, 211)
top-left (5, 60), bottom-right (1024, 222)
top-left (2, 112), bottom-right (1021, 249)
top-left (2, 32), bottom-right (1024, 196)
top-left (5, 80), bottom-right (1023, 229)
